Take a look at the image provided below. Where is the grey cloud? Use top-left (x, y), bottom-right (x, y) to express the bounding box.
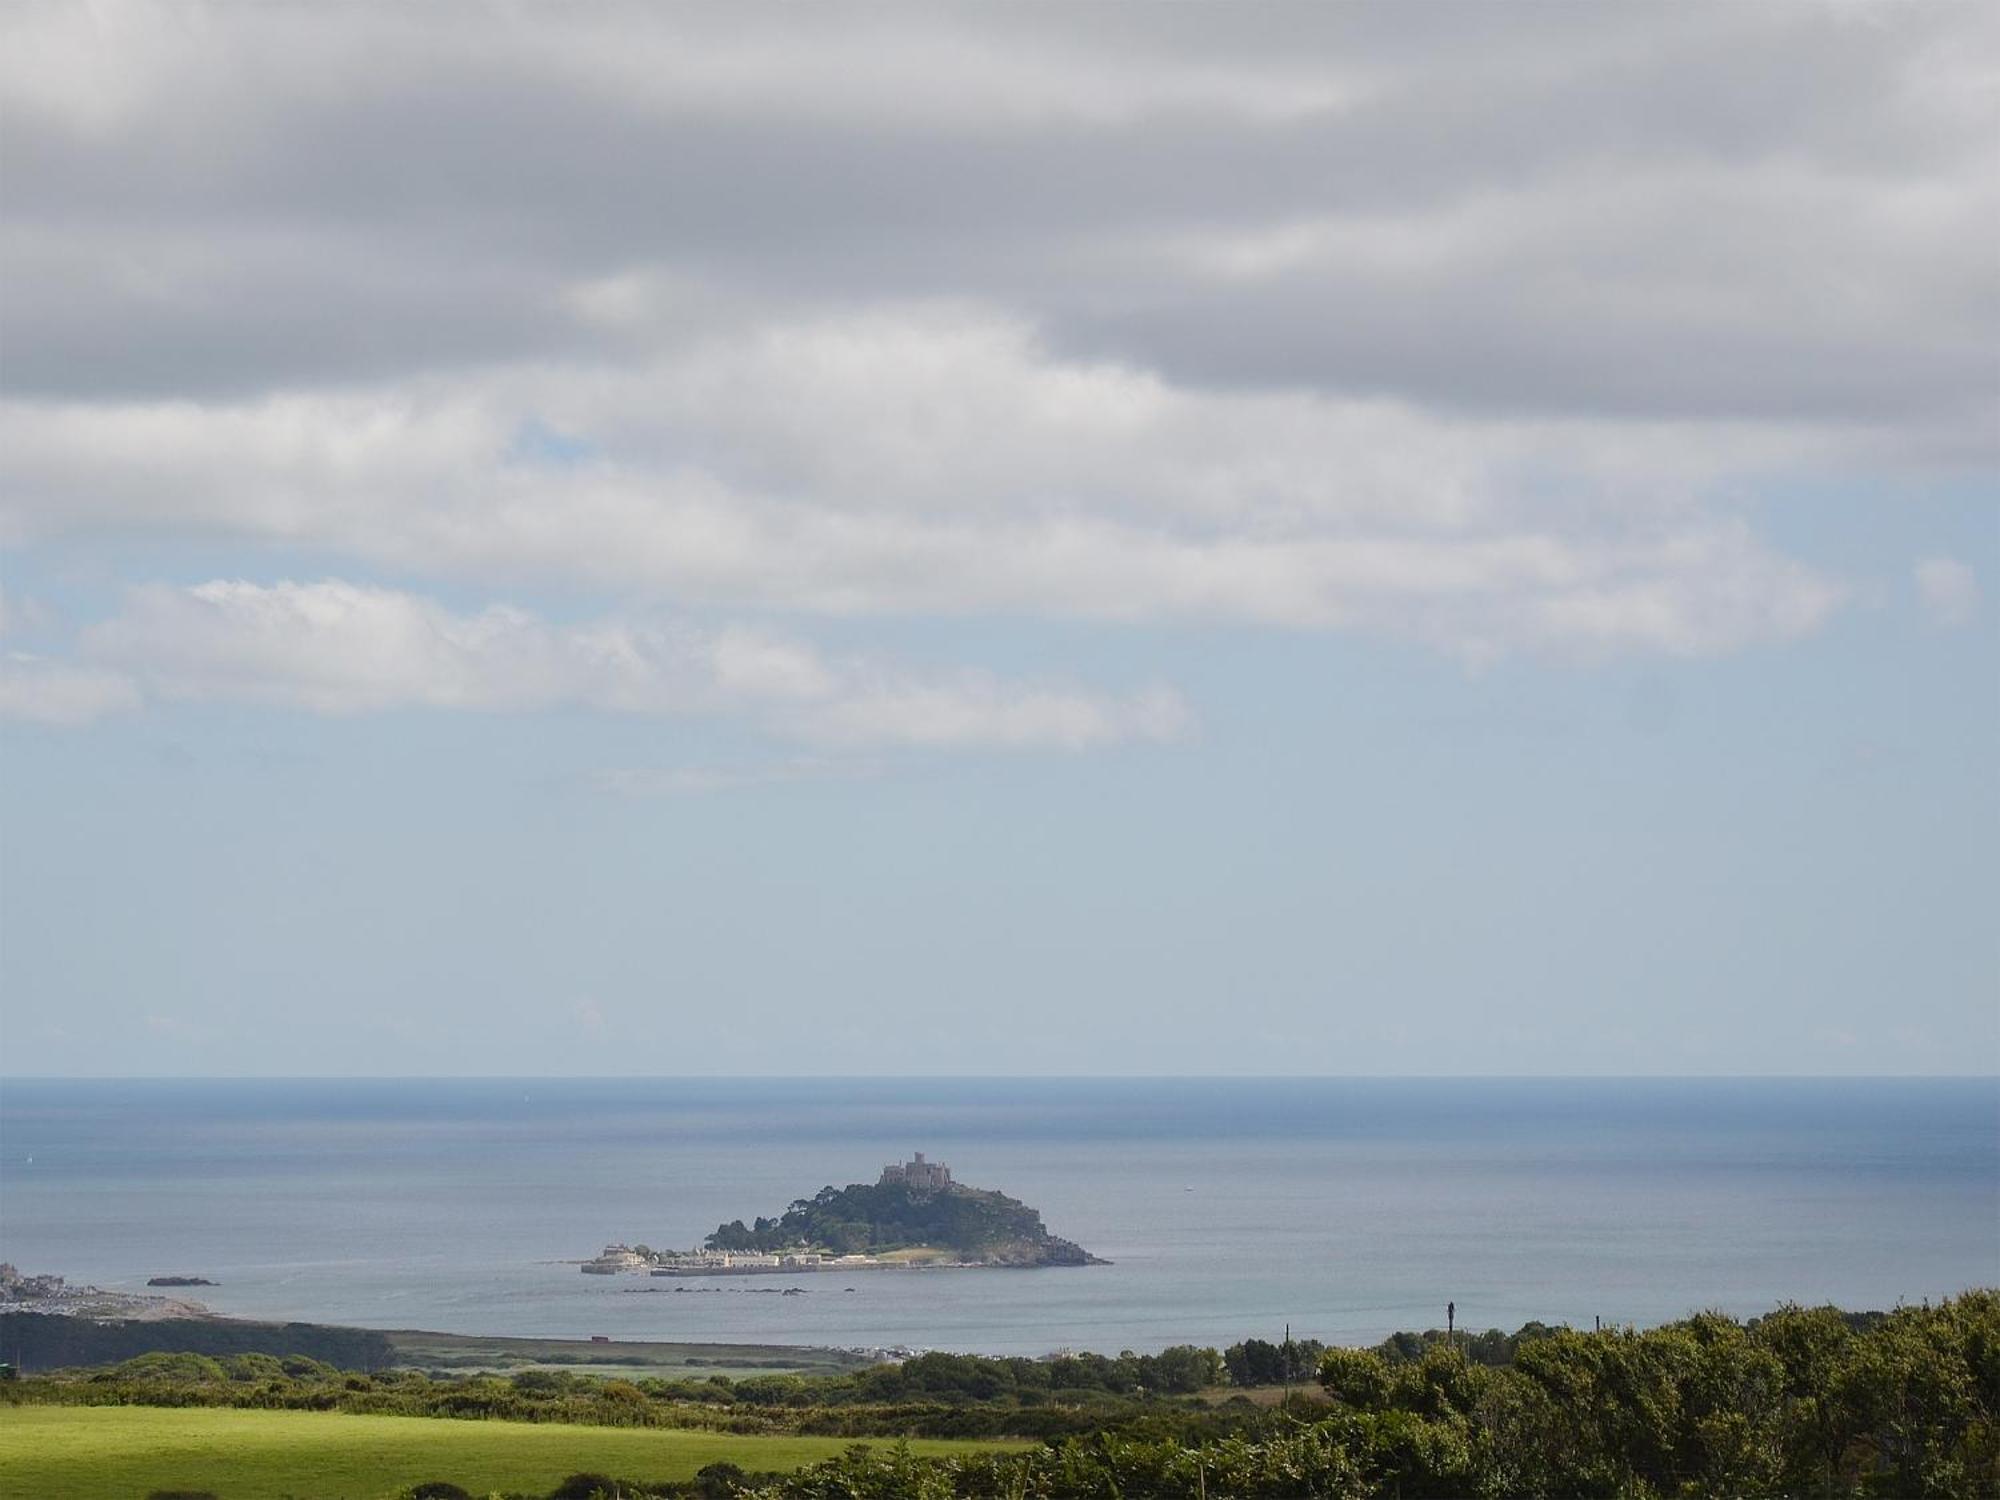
top-left (1, 227), bottom-right (583, 399)
top-left (1, 1), bottom-right (1991, 441)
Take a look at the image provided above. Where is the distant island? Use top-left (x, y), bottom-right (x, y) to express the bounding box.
top-left (146, 1276), bottom-right (217, 1288)
top-left (585, 1153), bottom-right (1105, 1275)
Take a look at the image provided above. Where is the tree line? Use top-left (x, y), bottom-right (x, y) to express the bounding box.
top-left (17, 1291), bottom-right (1997, 1496)
top-left (0, 1312), bottom-right (394, 1373)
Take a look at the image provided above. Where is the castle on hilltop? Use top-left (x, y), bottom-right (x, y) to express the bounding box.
top-left (880, 1151), bottom-right (953, 1191)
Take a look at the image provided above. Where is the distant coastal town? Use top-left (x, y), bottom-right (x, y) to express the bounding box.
top-left (585, 1154), bottom-right (1102, 1275)
top-left (584, 1244), bottom-right (882, 1277)
top-left (0, 1263), bottom-right (210, 1321)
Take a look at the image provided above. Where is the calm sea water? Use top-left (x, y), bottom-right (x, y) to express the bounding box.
top-left (0, 1078), bottom-right (1993, 1357)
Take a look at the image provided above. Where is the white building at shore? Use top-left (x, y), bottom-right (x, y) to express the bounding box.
top-left (581, 1244), bottom-right (650, 1274)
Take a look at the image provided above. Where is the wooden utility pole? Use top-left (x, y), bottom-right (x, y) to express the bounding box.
top-left (1282, 1322), bottom-right (1292, 1403)
top-left (1447, 1300), bottom-right (1455, 1357)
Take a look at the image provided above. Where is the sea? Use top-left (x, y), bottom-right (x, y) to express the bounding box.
top-left (1, 1077), bottom-right (1994, 1357)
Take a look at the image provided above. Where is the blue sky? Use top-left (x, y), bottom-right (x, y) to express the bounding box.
top-left (0, 3), bottom-right (1994, 1075)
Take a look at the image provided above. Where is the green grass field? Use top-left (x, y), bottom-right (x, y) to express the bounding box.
top-left (0, 1406), bottom-right (1022, 1499)
top-left (381, 1330), bottom-right (869, 1380)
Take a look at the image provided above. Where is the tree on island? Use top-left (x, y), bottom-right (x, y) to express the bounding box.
top-left (702, 1178), bottom-right (1096, 1263)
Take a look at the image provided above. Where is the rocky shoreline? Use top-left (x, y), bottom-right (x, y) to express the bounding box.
top-left (0, 1264), bottom-right (210, 1322)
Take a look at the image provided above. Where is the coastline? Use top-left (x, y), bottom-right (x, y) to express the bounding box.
top-left (638, 1258), bottom-right (1107, 1277)
top-left (0, 1307), bottom-right (894, 1379)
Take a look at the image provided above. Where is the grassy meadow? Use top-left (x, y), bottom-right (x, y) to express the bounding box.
top-left (380, 1330), bottom-right (869, 1381)
top-left (0, 1406), bottom-right (1024, 1499)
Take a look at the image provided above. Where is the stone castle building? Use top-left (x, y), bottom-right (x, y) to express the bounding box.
top-left (879, 1151), bottom-right (953, 1191)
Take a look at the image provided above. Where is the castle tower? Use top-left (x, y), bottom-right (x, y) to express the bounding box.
top-left (880, 1152), bottom-right (952, 1190)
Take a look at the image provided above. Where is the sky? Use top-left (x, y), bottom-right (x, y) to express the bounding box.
top-left (0, 1), bottom-right (1994, 1077)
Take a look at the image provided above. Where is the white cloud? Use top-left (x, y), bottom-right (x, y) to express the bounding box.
top-left (0, 308), bottom-right (1847, 659)
top-left (1913, 556), bottom-right (1979, 627)
top-left (77, 578), bottom-right (763, 718)
top-left (63, 578), bottom-right (1187, 750)
top-left (0, 653), bottom-right (141, 726)
top-left (801, 675), bottom-right (1192, 751)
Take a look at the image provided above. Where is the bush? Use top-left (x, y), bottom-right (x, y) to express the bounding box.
top-left (1318, 1348), bottom-right (1393, 1411)
top-left (690, 1461), bottom-right (748, 1498)
top-left (117, 1353), bottom-right (228, 1384)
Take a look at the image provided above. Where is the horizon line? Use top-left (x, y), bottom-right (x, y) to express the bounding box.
top-left (4, 1072), bottom-right (1995, 1084)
